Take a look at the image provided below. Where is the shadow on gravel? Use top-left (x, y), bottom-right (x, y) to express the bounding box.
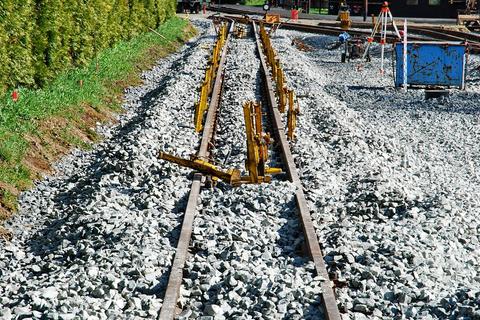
top-left (347, 85), bottom-right (386, 91)
top-left (138, 192), bottom-right (190, 298)
top-left (324, 84), bottom-right (480, 115)
top-left (275, 200), bottom-right (325, 319)
top-left (422, 289), bottom-right (480, 319)
top-left (301, 302), bottom-right (325, 320)
top-left (23, 33), bottom-right (209, 261)
top-left (276, 199), bottom-right (310, 268)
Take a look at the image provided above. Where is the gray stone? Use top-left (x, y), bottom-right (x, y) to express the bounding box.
top-left (58, 314), bottom-right (75, 320)
top-left (0, 309), bottom-right (13, 320)
top-left (204, 304), bottom-right (222, 316)
top-left (13, 306), bottom-right (31, 316)
top-left (353, 304), bottom-right (369, 313)
top-left (178, 308), bottom-right (192, 319)
top-left (31, 265), bottom-right (42, 273)
top-left (40, 287), bottom-right (59, 300)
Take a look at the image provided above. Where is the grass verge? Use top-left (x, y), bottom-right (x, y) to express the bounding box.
top-left (243, 0), bottom-right (265, 7)
top-left (0, 16), bottom-right (196, 231)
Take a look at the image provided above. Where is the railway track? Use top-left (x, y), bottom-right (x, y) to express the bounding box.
top-left (210, 6), bottom-right (480, 51)
top-left (157, 21), bottom-right (235, 320)
top-left (158, 20), bottom-right (341, 319)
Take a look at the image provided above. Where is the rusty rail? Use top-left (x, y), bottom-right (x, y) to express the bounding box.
top-left (157, 21), bottom-right (234, 320)
top-left (210, 6), bottom-right (480, 48)
top-left (252, 21), bottom-right (342, 320)
top-left (216, 14), bottom-right (425, 42)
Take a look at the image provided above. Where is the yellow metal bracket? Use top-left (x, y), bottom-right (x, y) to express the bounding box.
top-left (194, 23), bottom-right (228, 132)
top-left (258, 23), bottom-right (300, 138)
top-left (259, 23), bottom-right (290, 113)
top-left (287, 89), bottom-right (300, 141)
top-left (242, 101), bottom-right (282, 184)
top-left (159, 152), bottom-right (242, 186)
top-left (160, 101), bottom-right (282, 186)
top-left (338, 8), bottom-right (352, 31)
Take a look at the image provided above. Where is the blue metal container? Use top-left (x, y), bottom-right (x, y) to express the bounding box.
top-left (395, 42), bottom-right (466, 89)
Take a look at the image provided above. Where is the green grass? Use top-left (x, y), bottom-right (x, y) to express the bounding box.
top-left (0, 16), bottom-right (195, 214)
top-left (1, 189), bottom-right (18, 212)
top-left (308, 7), bottom-right (329, 14)
top-left (244, 0), bottom-right (265, 7)
top-left (59, 126), bottom-right (94, 151)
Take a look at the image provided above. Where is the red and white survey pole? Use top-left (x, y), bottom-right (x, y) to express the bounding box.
top-left (380, 4), bottom-right (388, 73)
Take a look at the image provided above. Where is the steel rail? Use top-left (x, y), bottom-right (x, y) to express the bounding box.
top-left (315, 21), bottom-right (480, 44)
top-left (273, 21), bottom-right (425, 42)
top-left (252, 21), bottom-right (342, 320)
top-left (211, 6), bottom-right (480, 45)
top-left (218, 14), bottom-right (426, 42)
top-left (157, 21), bottom-right (234, 320)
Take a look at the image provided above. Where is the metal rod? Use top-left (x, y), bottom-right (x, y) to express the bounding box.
top-left (403, 19), bottom-right (408, 91)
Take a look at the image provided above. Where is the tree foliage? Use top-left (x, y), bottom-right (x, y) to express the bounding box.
top-left (0, 0), bottom-right (176, 92)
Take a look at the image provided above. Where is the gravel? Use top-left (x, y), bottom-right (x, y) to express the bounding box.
top-left (0, 19), bottom-right (216, 319)
top-left (2, 17), bottom-right (479, 320)
top-left (271, 29), bottom-right (480, 319)
top-left (178, 183), bottom-right (324, 320)
top-left (177, 31), bottom-right (324, 320)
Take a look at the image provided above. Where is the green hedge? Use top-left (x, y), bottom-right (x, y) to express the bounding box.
top-left (0, 0), bottom-right (176, 92)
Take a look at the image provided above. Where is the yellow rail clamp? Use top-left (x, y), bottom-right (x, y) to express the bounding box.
top-left (242, 101), bottom-right (282, 184)
top-left (194, 23), bottom-right (228, 133)
top-left (194, 82), bottom-right (208, 132)
top-left (287, 89), bottom-right (300, 141)
top-left (159, 152), bottom-right (242, 186)
top-left (276, 67), bottom-right (287, 113)
top-left (271, 58), bottom-right (278, 80)
top-left (258, 22), bottom-right (300, 128)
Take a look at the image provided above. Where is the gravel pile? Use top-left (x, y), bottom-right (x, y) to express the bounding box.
top-left (271, 29), bottom-right (480, 319)
top-left (0, 19), bottom-right (216, 319)
top-left (178, 183), bottom-right (323, 320)
top-left (177, 32), bottom-right (323, 319)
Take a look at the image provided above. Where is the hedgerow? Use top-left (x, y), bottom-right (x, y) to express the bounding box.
top-left (0, 0), bottom-right (176, 92)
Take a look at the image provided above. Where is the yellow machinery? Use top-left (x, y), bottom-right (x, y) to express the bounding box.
top-left (338, 4), bottom-right (352, 30)
top-left (194, 23), bottom-right (228, 132)
top-left (287, 90), bottom-right (299, 141)
top-left (258, 23), bottom-right (299, 139)
top-left (158, 101), bottom-right (282, 186)
top-left (160, 23), bottom-right (298, 186)
top-left (243, 101), bottom-right (282, 183)
top-left (259, 24), bottom-right (287, 113)
top-left (159, 152), bottom-right (242, 186)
